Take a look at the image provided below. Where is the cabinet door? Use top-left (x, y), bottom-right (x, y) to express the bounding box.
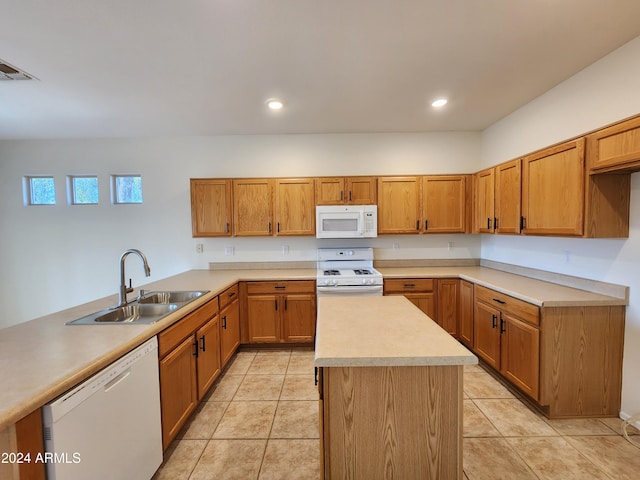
top-left (220, 298), bottom-right (240, 366)
top-left (247, 295), bottom-right (280, 342)
top-left (459, 280), bottom-right (474, 348)
top-left (346, 176), bottom-right (377, 204)
top-left (475, 168), bottom-right (495, 233)
top-left (587, 115), bottom-right (640, 173)
top-left (422, 176), bottom-right (467, 233)
top-left (282, 294), bottom-right (316, 343)
top-left (473, 301), bottom-right (501, 369)
top-left (377, 176), bottom-right (422, 234)
top-left (501, 314), bottom-right (540, 400)
top-left (275, 178), bottom-right (316, 235)
top-left (437, 279), bottom-right (459, 337)
top-left (159, 335), bottom-right (198, 450)
top-left (190, 179), bottom-right (232, 237)
top-left (316, 177), bottom-right (345, 205)
top-left (522, 139), bottom-right (585, 236)
top-left (233, 179), bottom-right (274, 236)
top-left (196, 315), bottom-right (221, 399)
top-left (389, 293), bottom-right (436, 319)
top-left (495, 159), bottom-right (521, 234)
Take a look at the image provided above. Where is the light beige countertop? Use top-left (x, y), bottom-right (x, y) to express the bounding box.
top-left (314, 296), bottom-right (477, 367)
top-left (0, 264), bottom-right (626, 431)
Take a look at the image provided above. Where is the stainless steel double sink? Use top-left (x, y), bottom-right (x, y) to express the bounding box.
top-left (66, 290), bottom-right (209, 325)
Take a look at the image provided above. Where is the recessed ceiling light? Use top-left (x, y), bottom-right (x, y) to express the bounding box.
top-left (266, 98), bottom-right (284, 110)
top-left (431, 98), bottom-right (448, 108)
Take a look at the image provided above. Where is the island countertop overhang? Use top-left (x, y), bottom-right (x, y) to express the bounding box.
top-left (314, 296), bottom-right (477, 368)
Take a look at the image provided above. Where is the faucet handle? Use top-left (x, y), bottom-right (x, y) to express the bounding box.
top-left (138, 289), bottom-right (146, 300)
top-left (125, 278), bottom-right (134, 295)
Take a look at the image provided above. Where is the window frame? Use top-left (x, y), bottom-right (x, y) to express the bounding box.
top-left (23, 176), bottom-right (56, 206)
top-left (111, 174), bottom-right (143, 205)
top-left (67, 175), bottom-right (100, 205)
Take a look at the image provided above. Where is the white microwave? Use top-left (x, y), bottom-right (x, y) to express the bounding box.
top-left (316, 205), bottom-right (378, 238)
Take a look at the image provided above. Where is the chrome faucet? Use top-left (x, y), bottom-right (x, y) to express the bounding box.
top-left (118, 249), bottom-right (151, 307)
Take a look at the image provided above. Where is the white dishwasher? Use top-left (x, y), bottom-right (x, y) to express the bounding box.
top-left (42, 337), bottom-right (163, 480)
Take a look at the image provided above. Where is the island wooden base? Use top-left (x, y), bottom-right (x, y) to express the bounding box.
top-left (319, 365), bottom-right (463, 480)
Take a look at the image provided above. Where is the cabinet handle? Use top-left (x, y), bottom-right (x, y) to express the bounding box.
top-left (500, 318), bottom-right (506, 334)
top-left (492, 314), bottom-right (497, 329)
top-left (404, 283), bottom-right (416, 288)
top-left (520, 216), bottom-right (526, 230)
top-left (274, 285), bottom-right (286, 290)
top-left (268, 222), bottom-right (272, 233)
top-left (200, 335), bottom-right (206, 352)
top-left (487, 218), bottom-right (492, 230)
top-left (228, 291), bottom-right (236, 298)
top-left (277, 222), bottom-right (280, 233)
top-left (349, 191), bottom-right (352, 202)
top-left (284, 298), bottom-right (287, 310)
top-left (492, 298), bottom-right (506, 305)
top-left (192, 340), bottom-right (199, 358)
top-left (315, 367), bottom-right (318, 386)
top-left (222, 315), bottom-right (227, 329)
top-left (494, 217), bottom-right (499, 230)
top-left (425, 219), bottom-right (428, 231)
top-left (225, 222), bottom-right (229, 233)
top-left (416, 220), bottom-right (420, 230)
top-left (275, 299), bottom-right (278, 311)
top-left (340, 191), bottom-right (344, 201)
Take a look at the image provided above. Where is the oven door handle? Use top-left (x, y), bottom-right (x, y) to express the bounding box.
top-left (317, 285), bottom-right (383, 295)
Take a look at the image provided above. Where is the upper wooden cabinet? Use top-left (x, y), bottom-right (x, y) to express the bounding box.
top-left (377, 176), bottom-right (422, 234)
top-left (494, 160), bottom-right (522, 235)
top-left (474, 168), bottom-right (495, 233)
top-left (521, 139), bottom-right (585, 237)
top-left (190, 179), bottom-right (232, 237)
top-left (315, 176), bottom-right (377, 205)
top-left (275, 178), bottom-right (316, 235)
top-left (422, 175), bottom-right (468, 233)
top-left (233, 179), bottom-right (274, 236)
top-left (587, 115), bottom-right (640, 174)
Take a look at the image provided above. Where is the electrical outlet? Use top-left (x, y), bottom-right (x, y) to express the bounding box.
top-left (392, 243), bottom-right (399, 251)
top-left (564, 251), bottom-right (571, 264)
top-left (447, 241), bottom-right (454, 251)
top-left (196, 243), bottom-right (203, 253)
top-left (282, 245), bottom-right (289, 255)
top-left (224, 246), bottom-right (234, 256)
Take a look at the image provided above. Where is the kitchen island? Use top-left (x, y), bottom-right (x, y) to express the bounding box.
top-left (315, 295), bottom-right (477, 480)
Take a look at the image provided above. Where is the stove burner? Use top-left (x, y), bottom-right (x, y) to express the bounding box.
top-left (323, 269), bottom-right (341, 276)
top-left (354, 269), bottom-right (372, 275)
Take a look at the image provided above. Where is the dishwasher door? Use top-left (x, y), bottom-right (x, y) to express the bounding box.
top-left (42, 337), bottom-right (163, 480)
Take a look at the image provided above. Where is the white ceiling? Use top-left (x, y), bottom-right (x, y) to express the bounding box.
top-left (2, 0), bottom-right (640, 139)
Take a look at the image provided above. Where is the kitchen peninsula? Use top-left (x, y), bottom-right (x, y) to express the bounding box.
top-left (315, 295), bottom-right (477, 480)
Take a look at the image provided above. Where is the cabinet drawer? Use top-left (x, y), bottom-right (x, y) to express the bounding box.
top-left (219, 283), bottom-right (239, 309)
top-left (158, 297), bottom-right (219, 358)
top-left (384, 278), bottom-right (435, 293)
top-left (246, 280), bottom-right (316, 295)
top-left (475, 285), bottom-right (539, 326)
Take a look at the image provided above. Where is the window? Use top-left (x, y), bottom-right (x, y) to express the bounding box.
top-left (111, 175), bottom-right (143, 204)
top-left (68, 176), bottom-right (99, 205)
top-left (24, 176), bottom-right (56, 205)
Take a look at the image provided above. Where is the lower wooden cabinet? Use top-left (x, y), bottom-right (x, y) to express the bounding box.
top-left (158, 297), bottom-right (221, 450)
top-left (459, 280), bottom-right (474, 348)
top-left (383, 278), bottom-right (436, 318)
top-left (219, 284), bottom-right (240, 367)
top-left (437, 278), bottom-right (459, 337)
top-left (245, 281), bottom-right (316, 344)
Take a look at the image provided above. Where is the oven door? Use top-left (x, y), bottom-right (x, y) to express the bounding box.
top-left (317, 285), bottom-right (383, 297)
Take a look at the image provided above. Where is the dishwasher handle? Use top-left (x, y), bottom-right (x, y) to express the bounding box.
top-left (103, 369), bottom-right (131, 393)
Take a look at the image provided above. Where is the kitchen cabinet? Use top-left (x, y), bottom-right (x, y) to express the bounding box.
top-left (521, 139), bottom-right (585, 236)
top-left (219, 284), bottom-right (240, 368)
top-left (422, 175), bottom-right (468, 233)
top-left (437, 278), bottom-right (459, 337)
top-left (245, 281), bottom-right (316, 344)
top-left (459, 279), bottom-right (474, 348)
top-left (383, 278), bottom-right (436, 318)
top-left (315, 176), bottom-right (377, 205)
top-left (190, 179), bottom-right (232, 237)
top-left (474, 160), bottom-right (521, 234)
top-left (474, 285), bottom-right (541, 400)
top-left (275, 178), bottom-right (316, 235)
top-left (377, 176), bottom-right (422, 234)
top-left (158, 297), bottom-right (220, 450)
top-left (232, 178), bottom-right (274, 236)
top-left (587, 114), bottom-right (640, 174)
top-left (474, 168), bottom-right (495, 233)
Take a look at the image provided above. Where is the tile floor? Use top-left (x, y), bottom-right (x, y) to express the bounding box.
top-left (153, 348), bottom-right (640, 480)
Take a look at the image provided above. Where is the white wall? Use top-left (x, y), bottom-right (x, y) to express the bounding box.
top-left (0, 132), bottom-right (480, 328)
top-left (481, 36), bottom-right (640, 419)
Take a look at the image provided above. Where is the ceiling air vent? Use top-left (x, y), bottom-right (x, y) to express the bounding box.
top-left (0, 59), bottom-right (34, 81)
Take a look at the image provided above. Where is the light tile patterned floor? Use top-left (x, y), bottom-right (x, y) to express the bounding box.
top-left (153, 349), bottom-right (640, 480)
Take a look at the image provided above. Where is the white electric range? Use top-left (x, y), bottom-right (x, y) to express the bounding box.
top-left (316, 247), bottom-right (383, 297)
